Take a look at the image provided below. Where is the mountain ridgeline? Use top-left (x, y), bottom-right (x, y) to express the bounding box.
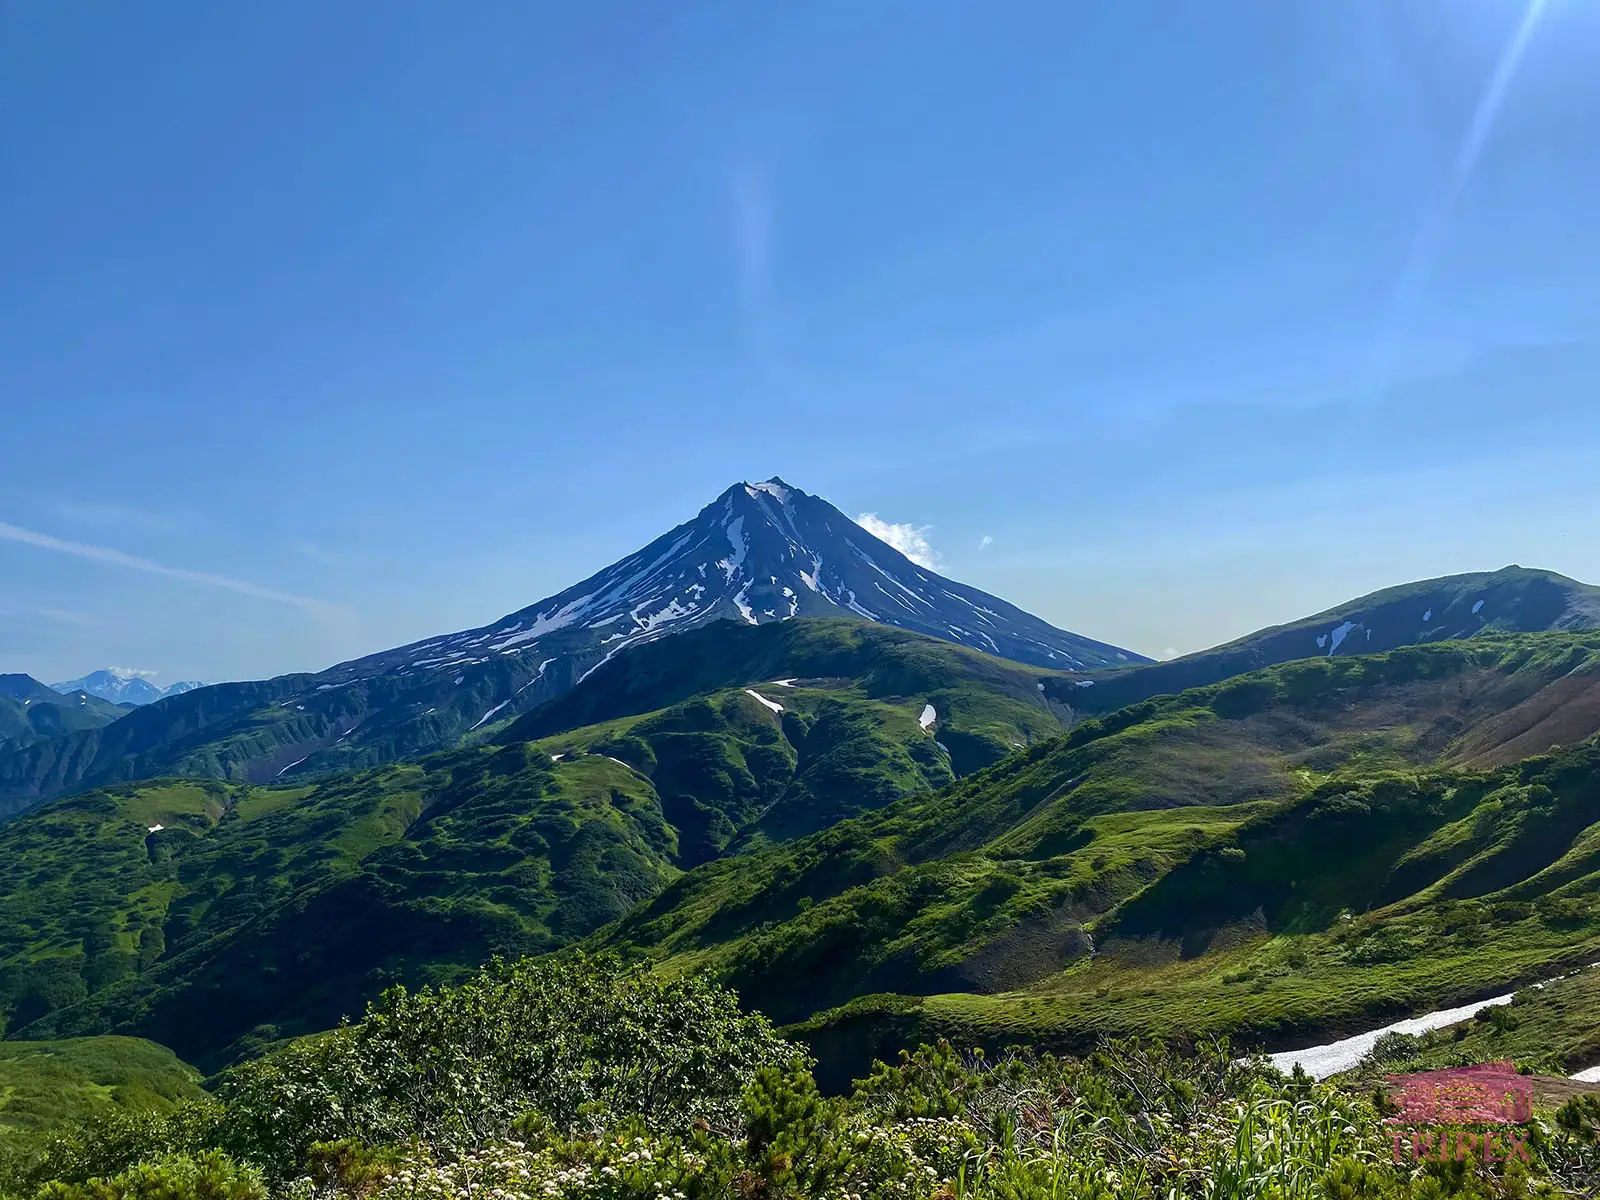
top-left (1043, 565), bottom-right (1600, 717)
top-left (0, 480), bottom-right (1139, 816)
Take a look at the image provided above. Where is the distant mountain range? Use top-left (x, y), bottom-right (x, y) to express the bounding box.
top-left (0, 483), bottom-right (1597, 824)
top-left (0, 479), bottom-right (1142, 810)
top-left (49, 670), bottom-right (205, 707)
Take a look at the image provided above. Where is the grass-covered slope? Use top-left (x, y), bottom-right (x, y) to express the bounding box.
top-left (0, 1035), bottom-right (203, 1135)
top-left (0, 675), bottom-right (126, 755)
top-left (1046, 565), bottom-right (1600, 718)
top-left (595, 633), bottom-right (1600, 1075)
top-left (0, 623), bottom-right (1070, 1070)
top-left (0, 617), bottom-right (1065, 824)
top-left (0, 651), bottom-right (564, 820)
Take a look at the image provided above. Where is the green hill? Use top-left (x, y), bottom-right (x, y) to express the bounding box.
top-left (0, 675), bottom-right (126, 755)
top-left (0, 1035), bottom-right (203, 1135)
top-left (0, 622), bottom-right (1072, 1070)
top-left (594, 632), bottom-right (1600, 1081)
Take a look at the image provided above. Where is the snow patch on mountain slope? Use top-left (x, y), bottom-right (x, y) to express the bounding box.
top-left (745, 689), bottom-right (784, 714)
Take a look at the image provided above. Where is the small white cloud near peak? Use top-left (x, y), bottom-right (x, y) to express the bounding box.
top-left (1159, 647), bottom-right (1181, 660)
top-left (108, 667), bottom-right (160, 679)
top-left (978, 534), bottom-right (994, 551)
top-left (856, 513), bottom-right (942, 570)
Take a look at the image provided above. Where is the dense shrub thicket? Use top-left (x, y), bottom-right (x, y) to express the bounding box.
top-left (4, 954), bottom-right (1598, 1200)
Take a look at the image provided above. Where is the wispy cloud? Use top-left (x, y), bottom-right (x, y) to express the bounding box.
top-left (730, 165), bottom-right (787, 377)
top-left (856, 513), bottom-right (943, 570)
top-left (0, 519), bottom-right (342, 615)
top-left (978, 534), bottom-right (994, 551)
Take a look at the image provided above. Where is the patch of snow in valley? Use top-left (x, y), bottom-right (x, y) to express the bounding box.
top-left (745, 689), bottom-right (784, 714)
top-left (1325, 621), bottom-right (1355, 655)
top-left (470, 699), bottom-right (513, 730)
top-left (770, 678), bottom-right (797, 688)
top-left (276, 756), bottom-right (309, 778)
top-left (147, 823), bottom-right (164, 833)
top-left (733, 585), bottom-right (758, 625)
top-left (1075, 680), bottom-right (1096, 688)
top-left (1572, 1064), bottom-right (1600, 1083)
top-left (1473, 599), bottom-right (1485, 614)
top-left (800, 555), bottom-right (824, 593)
top-left (634, 597), bottom-right (695, 632)
top-left (718, 516), bottom-right (749, 581)
top-left (1037, 683), bottom-right (1046, 692)
top-left (1422, 609), bottom-right (1432, 623)
top-left (1316, 634), bottom-right (1328, 649)
top-left (919, 704), bottom-right (937, 730)
top-left (844, 590), bottom-right (878, 620)
top-left (550, 752), bottom-right (565, 761)
top-left (1271, 963), bottom-right (1600, 1079)
top-left (1269, 994), bottom-right (1516, 1079)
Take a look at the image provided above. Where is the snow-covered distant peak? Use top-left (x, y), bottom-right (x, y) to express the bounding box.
top-left (326, 476), bottom-right (1145, 698)
top-left (49, 670), bottom-right (210, 706)
top-left (746, 478), bottom-right (794, 506)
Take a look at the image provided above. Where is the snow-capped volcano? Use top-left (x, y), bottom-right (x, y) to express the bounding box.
top-left (6, 480), bottom-right (1144, 791)
top-left (325, 478), bottom-right (1144, 694)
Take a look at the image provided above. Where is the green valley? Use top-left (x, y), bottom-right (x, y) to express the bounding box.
top-left (0, 621), bottom-right (1072, 1070)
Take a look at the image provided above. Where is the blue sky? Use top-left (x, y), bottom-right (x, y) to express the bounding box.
top-left (3, 1), bottom-right (1598, 684)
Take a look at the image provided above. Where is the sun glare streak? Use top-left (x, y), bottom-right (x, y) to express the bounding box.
top-left (1367, 0), bottom-right (1549, 397)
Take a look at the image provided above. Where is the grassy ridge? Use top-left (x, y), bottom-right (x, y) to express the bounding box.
top-left (0, 1035), bottom-right (203, 1134)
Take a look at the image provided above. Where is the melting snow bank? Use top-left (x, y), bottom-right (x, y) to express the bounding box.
top-left (1269, 963), bottom-right (1600, 1079)
top-left (919, 704), bottom-right (937, 731)
top-left (1573, 1064), bottom-right (1600, 1083)
top-left (1268, 994), bottom-right (1516, 1080)
top-left (744, 689), bottom-right (784, 714)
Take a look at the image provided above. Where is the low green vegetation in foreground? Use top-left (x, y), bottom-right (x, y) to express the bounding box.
top-left (6, 954), bottom-right (1599, 1199)
top-left (0, 1035), bottom-right (204, 1135)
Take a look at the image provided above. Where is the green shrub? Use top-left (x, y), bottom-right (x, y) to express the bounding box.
top-left (33, 1151), bottom-right (262, 1200)
top-left (217, 952), bottom-right (795, 1179)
